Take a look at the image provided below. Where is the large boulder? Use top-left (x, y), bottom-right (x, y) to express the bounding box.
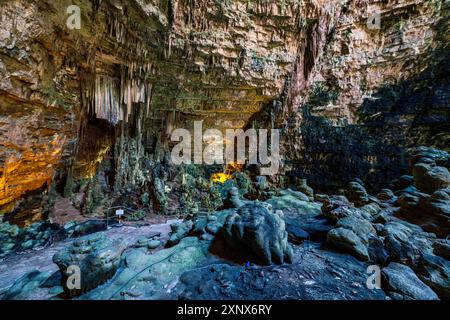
top-left (382, 262), bottom-right (439, 300)
top-left (396, 188), bottom-right (450, 237)
top-left (79, 237), bottom-right (211, 300)
top-left (52, 233), bottom-right (127, 297)
top-left (346, 181), bottom-right (370, 207)
top-left (295, 178), bottom-right (314, 201)
top-left (222, 202), bottom-right (293, 265)
top-left (222, 187), bottom-right (245, 209)
top-left (327, 227), bottom-right (369, 261)
top-left (335, 216), bottom-right (376, 243)
top-left (380, 220), bottom-right (435, 265)
top-left (167, 220), bottom-right (194, 247)
top-left (413, 162), bottom-right (450, 194)
top-left (417, 189), bottom-right (450, 236)
top-left (414, 253), bottom-right (450, 300)
top-left (409, 146), bottom-right (450, 169)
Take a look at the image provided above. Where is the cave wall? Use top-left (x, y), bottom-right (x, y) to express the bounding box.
top-left (279, 0), bottom-right (449, 192)
top-left (0, 0), bottom-right (307, 218)
top-left (0, 0), bottom-right (448, 219)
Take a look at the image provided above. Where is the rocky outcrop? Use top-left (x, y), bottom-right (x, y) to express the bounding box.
top-left (395, 148), bottom-right (450, 236)
top-left (0, 221), bottom-right (60, 258)
top-left (222, 202), bottom-right (293, 265)
top-left (382, 262), bottom-right (439, 300)
top-left (279, 0), bottom-right (449, 192)
top-left (52, 233), bottom-right (127, 297)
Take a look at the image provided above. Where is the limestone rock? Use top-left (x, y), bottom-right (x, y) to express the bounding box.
top-left (381, 220), bottom-right (435, 265)
top-left (414, 253), bottom-right (450, 299)
top-left (433, 239), bottom-right (450, 260)
top-left (222, 202), bottom-right (293, 265)
top-left (382, 263), bottom-right (438, 300)
top-left (335, 216), bottom-right (376, 244)
top-left (79, 237), bottom-right (210, 300)
top-left (167, 221), bottom-right (194, 247)
top-left (327, 228), bottom-right (369, 261)
top-left (377, 189), bottom-right (397, 203)
top-left (1, 270), bottom-right (54, 300)
top-left (222, 187), bottom-right (245, 209)
top-left (413, 163), bottom-right (450, 194)
top-left (346, 181), bottom-right (370, 207)
top-left (409, 147), bottom-right (450, 169)
top-left (52, 233), bottom-right (127, 297)
top-left (295, 179), bottom-right (314, 201)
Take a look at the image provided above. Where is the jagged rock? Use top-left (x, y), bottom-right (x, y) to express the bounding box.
top-left (222, 187), bottom-right (245, 209)
top-left (295, 179), bottom-right (314, 201)
top-left (321, 195), bottom-right (353, 214)
top-left (346, 181), bottom-right (370, 207)
top-left (391, 175), bottom-right (414, 192)
top-left (52, 233), bottom-right (127, 297)
top-left (335, 216), bottom-right (376, 244)
top-left (382, 263), bottom-right (439, 300)
top-left (377, 189), bottom-right (397, 203)
top-left (414, 253), bottom-right (450, 300)
top-left (327, 228), bottom-right (369, 261)
top-left (396, 188), bottom-right (450, 237)
top-left (417, 189), bottom-right (450, 236)
top-left (433, 239), bottom-right (450, 260)
top-left (167, 221), bottom-right (194, 247)
top-left (222, 202), bottom-right (293, 265)
top-left (64, 220), bottom-right (107, 238)
top-left (367, 235), bottom-right (389, 266)
top-left (409, 147), bottom-right (450, 169)
top-left (0, 222), bottom-right (20, 257)
top-left (0, 221), bottom-right (59, 258)
top-left (381, 220), bottom-right (435, 265)
top-left (323, 203), bottom-right (372, 222)
top-left (1, 270), bottom-right (54, 300)
top-left (413, 162), bottom-right (450, 194)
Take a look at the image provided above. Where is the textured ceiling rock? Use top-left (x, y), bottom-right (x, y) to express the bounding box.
top-left (0, 0), bottom-right (307, 213)
top-left (0, 0), bottom-right (448, 214)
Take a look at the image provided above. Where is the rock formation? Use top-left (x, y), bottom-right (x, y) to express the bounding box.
top-left (0, 0), bottom-right (448, 303)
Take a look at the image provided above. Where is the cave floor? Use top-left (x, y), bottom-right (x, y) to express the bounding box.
top-left (0, 220), bottom-right (180, 299)
top-left (0, 221), bottom-right (386, 300)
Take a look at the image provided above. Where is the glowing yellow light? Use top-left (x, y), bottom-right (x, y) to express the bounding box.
top-left (210, 162), bottom-right (243, 184)
top-left (211, 173), bottom-right (232, 184)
